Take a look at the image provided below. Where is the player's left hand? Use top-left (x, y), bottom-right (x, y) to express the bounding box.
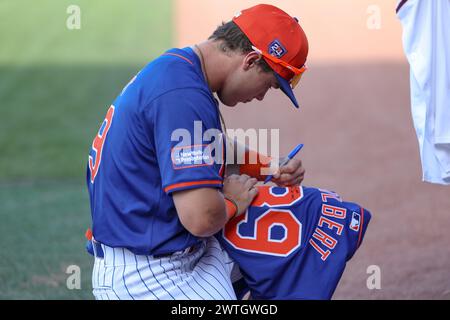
top-left (271, 158), bottom-right (305, 187)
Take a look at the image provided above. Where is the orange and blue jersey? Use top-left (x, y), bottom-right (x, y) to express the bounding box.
top-left (218, 185), bottom-right (371, 300)
top-left (86, 47), bottom-right (225, 256)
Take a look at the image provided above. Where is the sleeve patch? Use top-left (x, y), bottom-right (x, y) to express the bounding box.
top-left (349, 211), bottom-right (361, 232)
top-left (171, 144), bottom-right (215, 170)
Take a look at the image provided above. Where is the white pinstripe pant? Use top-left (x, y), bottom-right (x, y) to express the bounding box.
top-left (91, 237), bottom-right (238, 300)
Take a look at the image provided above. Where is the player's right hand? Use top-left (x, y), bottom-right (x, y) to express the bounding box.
top-left (223, 174), bottom-right (259, 216)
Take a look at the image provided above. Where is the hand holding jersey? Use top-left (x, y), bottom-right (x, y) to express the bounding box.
top-left (223, 175), bottom-right (259, 216)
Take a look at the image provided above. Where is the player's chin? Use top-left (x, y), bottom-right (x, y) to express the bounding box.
top-left (217, 92), bottom-right (238, 107)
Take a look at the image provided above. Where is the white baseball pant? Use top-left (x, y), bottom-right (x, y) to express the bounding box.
top-left (91, 237), bottom-right (238, 300)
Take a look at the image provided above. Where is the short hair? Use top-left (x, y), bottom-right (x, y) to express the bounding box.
top-left (209, 21), bottom-right (273, 73)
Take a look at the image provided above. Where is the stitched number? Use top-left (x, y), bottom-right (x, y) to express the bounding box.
top-left (251, 186), bottom-right (303, 207)
top-left (89, 105), bottom-right (115, 183)
top-left (223, 187), bottom-right (303, 257)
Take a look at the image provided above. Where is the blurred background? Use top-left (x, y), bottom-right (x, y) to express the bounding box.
top-left (0, 0), bottom-right (172, 299)
top-left (0, 0), bottom-right (449, 299)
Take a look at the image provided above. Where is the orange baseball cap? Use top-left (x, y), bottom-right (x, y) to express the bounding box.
top-left (233, 4), bottom-right (309, 108)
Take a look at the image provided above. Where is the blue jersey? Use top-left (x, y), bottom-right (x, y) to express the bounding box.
top-left (87, 47), bottom-right (225, 256)
top-left (218, 186), bottom-right (371, 300)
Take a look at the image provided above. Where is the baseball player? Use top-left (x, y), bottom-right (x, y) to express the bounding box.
top-left (397, 0), bottom-right (450, 185)
top-left (217, 185), bottom-right (371, 300)
top-left (85, 4), bottom-right (309, 300)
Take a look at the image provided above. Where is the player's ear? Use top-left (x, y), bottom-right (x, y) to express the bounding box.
top-left (243, 51), bottom-right (261, 71)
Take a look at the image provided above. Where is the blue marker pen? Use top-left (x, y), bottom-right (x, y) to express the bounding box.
top-left (264, 144), bottom-right (304, 184)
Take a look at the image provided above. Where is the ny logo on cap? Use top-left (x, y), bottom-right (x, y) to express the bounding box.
top-left (268, 40), bottom-right (287, 59)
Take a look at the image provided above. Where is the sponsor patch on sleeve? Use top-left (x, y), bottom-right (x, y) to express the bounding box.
top-left (171, 144), bottom-right (214, 170)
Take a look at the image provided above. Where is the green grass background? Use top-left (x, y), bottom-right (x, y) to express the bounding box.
top-left (0, 0), bottom-right (172, 299)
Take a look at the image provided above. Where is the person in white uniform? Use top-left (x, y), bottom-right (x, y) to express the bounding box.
top-left (397, 0), bottom-right (450, 185)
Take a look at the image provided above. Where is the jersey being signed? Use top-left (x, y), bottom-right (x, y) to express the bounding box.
top-left (217, 186), bottom-right (371, 300)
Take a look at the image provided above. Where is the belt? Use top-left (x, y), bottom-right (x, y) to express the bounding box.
top-left (85, 227), bottom-right (199, 259)
top-left (153, 245), bottom-right (197, 259)
top-left (86, 239), bottom-right (197, 260)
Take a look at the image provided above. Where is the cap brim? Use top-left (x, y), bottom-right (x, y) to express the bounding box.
top-left (275, 73), bottom-right (299, 109)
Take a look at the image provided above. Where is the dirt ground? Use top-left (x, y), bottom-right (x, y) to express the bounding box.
top-left (175, 0), bottom-right (450, 299)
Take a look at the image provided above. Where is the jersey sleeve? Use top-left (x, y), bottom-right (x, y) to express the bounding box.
top-left (147, 88), bottom-right (225, 195)
top-left (317, 193), bottom-right (372, 261)
top-left (342, 202), bottom-right (372, 260)
top-left (307, 197), bottom-right (372, 299)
